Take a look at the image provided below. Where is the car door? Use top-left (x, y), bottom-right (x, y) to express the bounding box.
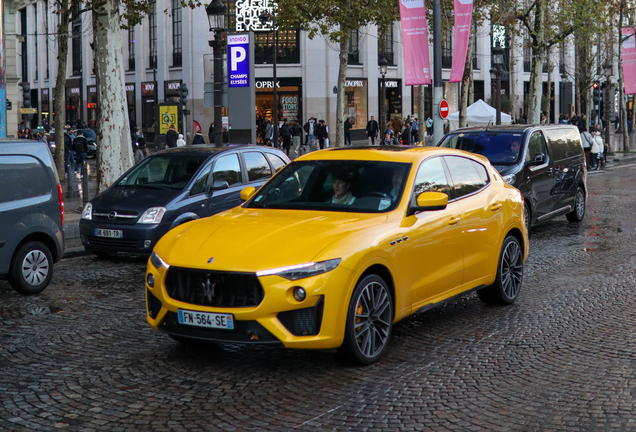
top-left (551, 129), bottom-right (581, 211)
top-left (241, 151), bottom-right (273, 190)
top-left (206, 153), bottom-right (245, 214)
top-left (444, 155), bottom-right (503, 288)
top-left (179, 161), bottom-right (213, 218)
top-left (524, 130), bottom-right (555, 220)
top-left (394, 156), bottom-right (464, 312)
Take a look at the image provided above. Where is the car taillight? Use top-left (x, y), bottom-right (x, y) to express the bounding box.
top-left (57, 184), bottom-right (64, 225)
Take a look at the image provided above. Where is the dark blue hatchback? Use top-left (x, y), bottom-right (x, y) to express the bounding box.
top-left (79, 145), bottom-right (289, 256)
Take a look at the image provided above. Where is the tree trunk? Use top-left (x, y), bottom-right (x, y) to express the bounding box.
top-left (459, 33), bottom-right (473, 128)
top-left (546, 47), bottom-right (551, 124)
top-left (336, 34), bottom-right (349, 148)
top-left (93, 0), bottom-right (133, 192)
top-left (53, 0), bottom-right (71, 182)
top-left (509, 28), bottom-right (517, 122)
top-left (528, 1), bottom-right (545, 124)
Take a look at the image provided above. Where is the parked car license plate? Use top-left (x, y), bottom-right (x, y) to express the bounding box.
top-left (94, 228), bottom-right (123, 238)
top-left (178, 310), bottom-right (234, 330)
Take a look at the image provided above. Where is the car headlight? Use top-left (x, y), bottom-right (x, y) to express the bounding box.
top-left (150, 251), bottom-right (169, 269)
top-left (139, 207), bottom-right (166, 224)
top-left (256, 258), bottom-right (341, 280)
top-left (502, 174), bottom-right (516, 185)
top-left (81, 203), bottom-right (92, 220)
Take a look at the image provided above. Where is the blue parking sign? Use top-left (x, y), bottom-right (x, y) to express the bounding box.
top-left (228, 34), bottom-right (250, 88)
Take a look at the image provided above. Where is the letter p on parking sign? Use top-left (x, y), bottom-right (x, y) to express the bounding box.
top-left (228, 34), bottom-right (250, 88)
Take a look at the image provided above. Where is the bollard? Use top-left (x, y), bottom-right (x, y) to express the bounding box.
top-left (82, 160), bottom-right (89, 204)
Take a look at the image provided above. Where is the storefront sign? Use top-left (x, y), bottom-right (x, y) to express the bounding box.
top-left (235, 0), bottom-right (277, 31)
top-left (345, 80), bottom-right (365, 88)
top-left (228, 34), bottom-right (250, 88)
top-left (141, 82), bottom-right (155, 96)
top-left (68, 87), bottom-right (80, 95)
top-left (384, 81), bottom-right (399, 88)
top-left (167, 82), bottom-right (181, 90)
top-left (281, 95), bottom-right (298, 120)
top-left (159, 104), bottom-right (180, 134)
top-left (88, 86), bottom-right (97, 93)
top-left (42, 89), bottom-right (48, 96)
top-left (255, 80), bottom-right (280, 89)
top-left (125, 84), bottom-right (135, 92)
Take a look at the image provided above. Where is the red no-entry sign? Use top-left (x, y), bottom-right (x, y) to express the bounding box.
top-left (439, 99), bottom-right (449, 119)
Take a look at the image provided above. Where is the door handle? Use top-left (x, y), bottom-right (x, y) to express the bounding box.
top-left (448, 215), bottom-right (461, 225)
top-left (490, 203), bottom-right (503, 211)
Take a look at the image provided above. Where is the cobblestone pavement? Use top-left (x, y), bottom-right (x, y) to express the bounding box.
top-left (2, 166), bottom-right (636, 431)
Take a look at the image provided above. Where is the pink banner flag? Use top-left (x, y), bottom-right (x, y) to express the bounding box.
top-left (622, 27), bottom-right (636, 94)
top-left (449, 0), bottom-right (473, 82)
top-left (399, 0), bottom-right (432, 86)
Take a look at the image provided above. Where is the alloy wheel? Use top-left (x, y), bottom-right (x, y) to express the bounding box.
top-left (21, 250), bottom-right (50, 286)
top-left (576, 190), bottom-right (585, 219)
top-left (354, 281), bottom-right (392, 359)
top-left (524, 204), bottom-right (530, 231)
top-left (501, 240), bottom-right (523, 299)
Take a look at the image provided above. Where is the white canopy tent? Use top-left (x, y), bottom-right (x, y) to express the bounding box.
top-left (447, 99), bottom-right (512, 131)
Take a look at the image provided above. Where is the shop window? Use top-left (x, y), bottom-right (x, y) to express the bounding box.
top-left (254, 30), bottom-right (300, 64)
top-left (149, 1), bottom-right (157, 69)
top-left (20, 8), bottom-right (27, 81)
top-left (345, 79), bottom-right (368, 130)
top-left (172, 0), bottom-right (182, 67)
top-left (128, 22), bottom-right (135, 71)
top-left (71, 4), bottom-right (81, 77)
top-left (472, 22), bottom-right (478, 70)
top-left (378, 25), bottom-right (394, 66)
top-left (348, 30), bottom-right (361, 65)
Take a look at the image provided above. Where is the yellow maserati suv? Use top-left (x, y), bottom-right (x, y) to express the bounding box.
top-left (145, 147), bottom-right (528, 364)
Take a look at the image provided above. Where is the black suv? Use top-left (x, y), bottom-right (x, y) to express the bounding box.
top-left (439, 125), bottom-right (587, 229)
top-left (0, 139), bottom-right (65, 294)
top-left (80, 145), bottom-right (290, 256)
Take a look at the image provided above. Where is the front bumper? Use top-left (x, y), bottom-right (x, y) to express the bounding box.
top-left (145, 263), bottom-right (354, 349)
top-left (80, 219), bottom-right (171, 254)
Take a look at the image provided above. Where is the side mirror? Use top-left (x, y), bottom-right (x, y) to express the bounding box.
top-left (211, 179), bottom-right (229, 191)
top-left (526, 153), bottom-right (546, 166)
top-left (407, 191), bottom-right (448, 216)
top-left (240, 186), bottom-right (257, 202)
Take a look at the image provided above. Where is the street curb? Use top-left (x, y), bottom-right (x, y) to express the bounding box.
top-left (63, 247), bottom-right (90, 259)
top-left (63, 223), bottom-right (80, 240)
top-left (612, 155), bottom-right (636, 165)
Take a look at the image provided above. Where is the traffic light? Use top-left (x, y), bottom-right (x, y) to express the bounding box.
top-left (592, 82), bottom-right (601, 105)
top-left (180, 83), bottom-right (188, 106)
top-left (21, 82), bottom-right (31, 108)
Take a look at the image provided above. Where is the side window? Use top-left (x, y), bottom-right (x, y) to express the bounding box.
top-left (244, 152), bottom-right (272, 182)
top-left (212, 154), bottom-right (242, 186)
top-left (471, 160), bottom-right (490, 184)
top-left (526, 131), bottom-right (548, 162)
top-left (413, 157), bottom-right (451, 198)
top-left (0, 155), bottom-right (50, 203)
top-left (444, 156), bottom-right (487, 198)
top-left (266, 153), bottom-right (286, 173)
top-left (543, 129), bottom-right (568, 161)
top-left (190, 167), bottom-right (211, 196)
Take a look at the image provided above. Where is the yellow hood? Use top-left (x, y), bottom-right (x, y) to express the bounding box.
top-left (156, 207), bottom-right (388, 272)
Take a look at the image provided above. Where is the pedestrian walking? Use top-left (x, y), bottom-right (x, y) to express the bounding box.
top-left (280, 119), bottom-right (293, 156)
top-left (263, 120), bottom-right (273, 146)
top-left (315, 119), bottom-right (328, 150)
top-left (426, 117), bottom-right (433, 135)
top-left (36, 130), bottom-right (48, 145)
top-left (166, 124), bottom-right (178, 148)
top-left (591, 131), bottom-right (604, 170)
top-left (63, 126), bottom-right (75, 175)
top-left (304, 117), bottom-right (316, 152)
top-left (291, 120), bottom-right (303, 155)
top-left (208, 122), bottom-right (215, 144)
top-left (344, 118), bottom-right (352, 146)
top-left (177, 134), bottom-right (186, 147)
top-left (391, 116), bottom-right (403, 134)
top-left (366, 116), bottom-right (379, 145)
top-left (72, 130), bottom-right (88, 177)
top-left (411, 118), bottom-right (419, 143)
top-left (580, 127), bottom-right (593, 168)
top-left (191, 131), bottom-right (206, 144)
top-left (135, 138), bottom-right (150, 164)
top-left (402, 122), bottom-right (411, 145)
top-left (381, 132), bottom-right (398, 146)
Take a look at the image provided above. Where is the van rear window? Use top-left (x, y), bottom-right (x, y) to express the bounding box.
top-left (0, 155), bottom-right (51, 204)
top-left (543, 128), bottom-right (582, 160)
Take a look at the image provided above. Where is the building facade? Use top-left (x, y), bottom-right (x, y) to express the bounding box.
top-left (10, 0), bottom-right (620, 141)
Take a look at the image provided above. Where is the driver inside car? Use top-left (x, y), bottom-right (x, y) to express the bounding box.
top-left (329, 171), bottom-right (356, 205)
top-left (390, 169), bottom-right (404, 202)
top-left (510, 139), bottom-right (521, 158)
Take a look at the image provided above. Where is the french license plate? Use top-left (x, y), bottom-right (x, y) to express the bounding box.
top-left (178, 310), bottom-right (234, 330)
top-left (94, 228), bottom-right (123, 238)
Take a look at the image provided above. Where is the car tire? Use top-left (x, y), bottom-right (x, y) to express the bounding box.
top-left (566, 187), bottom-right (586, 222)
top-left (477, 235), bottom-right (523, 306)
top-left (338, 274), bottom-right (393, 365)
top-left (524, 203), bottom-right (531, 231)
top-left (8, 241), bottom-right (54, 295)
top-left (93, 251), bottom-right (113, 259)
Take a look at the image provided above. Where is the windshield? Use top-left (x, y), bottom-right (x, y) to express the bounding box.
top-left (116, 154), bottom-right (209, 190)
top-left (439, 132), bottom-right (525, 164)
top-left (79, 129), bottom-right (96, 139)
top-left (247, 160), bottom-right (411, 213)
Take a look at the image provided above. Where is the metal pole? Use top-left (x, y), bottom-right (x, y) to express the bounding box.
top-left (213, 31), bottom-right (223, 146)
top-left (82, 160), bottom-right (89, 204)
top-left (272, 15), bottom-right (278, 148)
top-left (432, 0), bottom-right (443, 146)
top-left (0, 1), bottom-right (6, 138)
top-left (381, 73), bottom-right (386, 140)
top-left (496, 72), bottom-right (502, 125)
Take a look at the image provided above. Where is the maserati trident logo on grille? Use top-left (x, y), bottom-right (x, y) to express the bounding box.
top-left (202, 278), bottom-right (216, 303)
top-left (207, 257), bottom-right (214, 264)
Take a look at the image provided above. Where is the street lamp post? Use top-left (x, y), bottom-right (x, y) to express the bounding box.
top-left (206, 0), bottom-right (227, 147)
top-left (491, 45), bottom-right (504, 125)
top-left (259, 11), bottom-right (277, 147)
top-left (379, 56), bottom-right (388, 139)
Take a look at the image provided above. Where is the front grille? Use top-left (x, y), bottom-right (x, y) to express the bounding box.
top-left (160, 312), bottom-right (280, 343)
top-left (277, 296), bottom-right (324, 336)
top-left (86, 236), bottom-right (139, 249)
top-left (147, 289), bottom-right (162, 319)
top-left (92, 209), bottom-right (139, 225)
top-left (165, 267), bottom-right (264, 308)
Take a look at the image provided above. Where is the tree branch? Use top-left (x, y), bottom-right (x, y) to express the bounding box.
top-left (547, 26), bottom-right (574, 47)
